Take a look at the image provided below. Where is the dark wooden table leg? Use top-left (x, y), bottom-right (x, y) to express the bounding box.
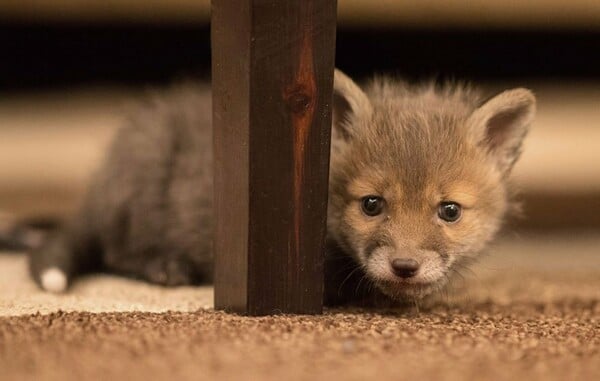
top-left (212, 0), bottom-right (337, 315)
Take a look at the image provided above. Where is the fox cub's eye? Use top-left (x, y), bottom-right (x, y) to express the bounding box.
top-left (361, 196), bottom-right (384, 216)
top-left (438, 202), bottom-right (462, 222)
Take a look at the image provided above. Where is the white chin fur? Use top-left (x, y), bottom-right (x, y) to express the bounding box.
top-left (40, 267), bottom-right (67, 293)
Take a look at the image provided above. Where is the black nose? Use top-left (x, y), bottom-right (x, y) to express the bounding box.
top-left (391, 258), bottom-right (419, 278)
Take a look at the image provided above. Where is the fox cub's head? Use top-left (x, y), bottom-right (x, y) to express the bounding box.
top-left (328, 70), bottom-right (536, 300)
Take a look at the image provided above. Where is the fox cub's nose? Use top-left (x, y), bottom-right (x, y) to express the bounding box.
top-left (390, 258), bottom-right (419, 278)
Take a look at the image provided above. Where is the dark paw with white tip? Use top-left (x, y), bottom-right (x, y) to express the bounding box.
top-left (40, 267), bottom-right (68, 293)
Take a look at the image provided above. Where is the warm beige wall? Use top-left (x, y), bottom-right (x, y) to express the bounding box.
top-left (2, 0), bottom-right (600, 28)
top-left (0, 0), bottom-right (210, 23)
top-left (339, 0), bottom-right (600, 28)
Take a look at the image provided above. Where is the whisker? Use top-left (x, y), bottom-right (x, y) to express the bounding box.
top-left (450, 267), bottom-right (466, 284)
top-left (331, 260), bottom-right (361, 279)
top-left (366, 278), bottom-right (376, 293)
top-left (355, 273), bottom-right (369, 295)
top-left (412, 296), bottom-right (420, 315)
top-left (454, 261), bottom-right (478, 280)
top-left (449, 267), bottom-right (474, 305)
top-left (337, 265), bottom-right (362, 296)
top-left (439, 275), bottom-right (451, 304)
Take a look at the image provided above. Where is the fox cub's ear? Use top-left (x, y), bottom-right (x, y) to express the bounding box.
top-left (332, 69), bottom-right (373, 141)
top-left (469, 88), bottom-right (536, 175)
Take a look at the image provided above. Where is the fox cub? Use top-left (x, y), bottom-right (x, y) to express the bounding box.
top-left (29, 70), bottom-right (535, 304)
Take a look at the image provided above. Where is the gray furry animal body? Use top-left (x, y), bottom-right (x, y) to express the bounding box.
top-left (30, 84), bottom-right (215, 289)
top-left (29, 70), bottom-right (536, 303)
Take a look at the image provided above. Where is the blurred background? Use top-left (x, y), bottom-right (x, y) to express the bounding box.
top-left (0, 0), bottom-right (599, 237)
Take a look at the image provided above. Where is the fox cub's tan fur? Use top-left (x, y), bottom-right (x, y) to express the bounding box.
top-left (29, 70), bottom-right (535, 304)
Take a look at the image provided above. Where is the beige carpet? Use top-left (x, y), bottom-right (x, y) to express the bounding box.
top-left (0, 257), bottom-right (213, 317)
top-left (0, 234), bottom-right (598, 381)
top-left (2, 307), bottom-right (598, 381)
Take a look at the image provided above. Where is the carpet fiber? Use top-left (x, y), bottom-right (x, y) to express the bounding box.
top-left (1, 234), bottom-right (599, 380)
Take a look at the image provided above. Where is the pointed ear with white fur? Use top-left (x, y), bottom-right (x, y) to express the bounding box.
top-left (332, 69), bottom-right (373, 141)
top-left (468, 88), bottom-right (536, 175)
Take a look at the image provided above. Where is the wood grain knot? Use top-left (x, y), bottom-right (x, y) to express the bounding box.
top-left (285, 89), bottom-right (314, 115)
